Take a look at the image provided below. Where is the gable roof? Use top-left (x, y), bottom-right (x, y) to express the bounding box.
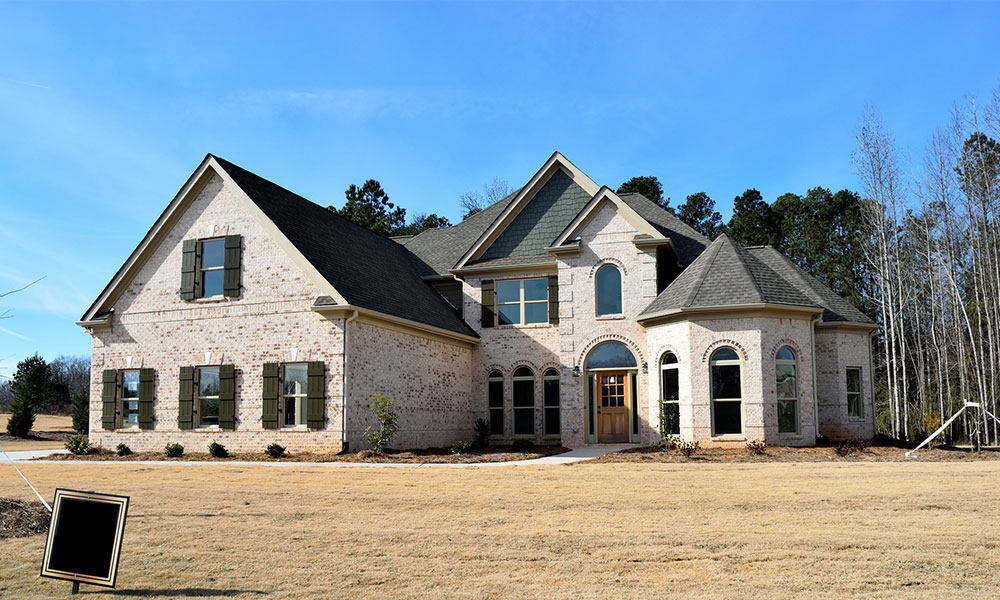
top-left (548, 187), bottom-right (668, 251)
top-left (638, 234), bottom-right (874, 326)
top-left (617, 193), bottom-right (709, 266)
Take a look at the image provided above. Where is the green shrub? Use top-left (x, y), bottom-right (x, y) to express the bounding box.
top-left (64, 434), bottom-right (90, 455)
top-left (451, 440), bottom-right (472, 455)
top-left (116, 443), bottom-right (132, 457)
top-left (208, 441), bottom-right (228, 458)
top-left (71, 388), bottom-right (89, 435)
top-left (165, 442), bottom-right (184, 458)
top-left (265, 443), bottom-right (286, 459)
top-left (5, 394), bottom-right (36, 437)
top-left (745, 439), bottom-right (767, 456)
top-left (363, 393), bottom-right (398, 455)
top-left (511, 439), bottom-right (534, 452)
top-left (473, 417), bottom-right (491, 450)
top-left (677, 440), bottom-right (700, 458)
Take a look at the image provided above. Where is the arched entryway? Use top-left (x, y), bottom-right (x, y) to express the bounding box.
top-left (584, 341), bottom-right (638, 443)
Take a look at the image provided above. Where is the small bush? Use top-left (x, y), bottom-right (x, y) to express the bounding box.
top-left (115, 443), bottom-right (133, 457)
top-left (833, 438), bottom-right (869, 457)
top-left (363, 393), bottom-right (399, 455)
top-left (208, 441), bottom-right (228, 458)
top-left (473, 417), bottom-right (491, 450)
top-left (5, 395), bottom-right (36, 437)
top-left (451, 440), bottom-right (472, 455)
top-left (165, 442), bottom-right (184, 458)
top-left (71, 389), bottom-right (89, 435)
top-left (745, 439), bottom-right (767, 456)
top-left (64, 434), bottom-right (90, 455)
top-left (677, 440), bottom-right (700, 458)
top-left (511, 439), bottom-right (534, 452)
top-left (265, 443), bottom-right (286, 459)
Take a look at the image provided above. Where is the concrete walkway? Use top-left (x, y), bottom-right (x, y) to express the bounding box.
top-left (8, 444), bottom-right (636, 468)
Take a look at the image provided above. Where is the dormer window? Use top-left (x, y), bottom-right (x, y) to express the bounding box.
top-left (199, 239), bottom-right (225, 297)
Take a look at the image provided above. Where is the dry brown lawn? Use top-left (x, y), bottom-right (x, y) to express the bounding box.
top-left (2, 460), bottom-right (999, 599)
top-left (0, 414), bottom-right (74, 451)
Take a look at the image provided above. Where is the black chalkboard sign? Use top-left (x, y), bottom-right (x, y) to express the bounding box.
top-left (40, 489), bottom-right (129, 588)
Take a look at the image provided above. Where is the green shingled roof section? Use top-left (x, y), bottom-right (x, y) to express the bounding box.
top-left (480, 169), bottom-right (593, 260)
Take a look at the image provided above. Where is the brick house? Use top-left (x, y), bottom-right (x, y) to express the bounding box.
top-left (78, 152), bottom-right (876, 453)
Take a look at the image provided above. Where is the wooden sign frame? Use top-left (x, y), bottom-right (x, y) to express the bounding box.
top-left (40, 488), bottom-right (130, 588)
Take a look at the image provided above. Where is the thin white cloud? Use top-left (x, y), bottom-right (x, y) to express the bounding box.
top-left (0, 326), bottom-right (30, 341)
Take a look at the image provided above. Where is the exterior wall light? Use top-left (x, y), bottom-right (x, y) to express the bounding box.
top-left (572, 365), bottom-right (581, 377)
top-left (642, 362), bottom-right (648, 374)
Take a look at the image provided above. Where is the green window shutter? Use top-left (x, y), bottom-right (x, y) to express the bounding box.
top-left (223, 235), bottom-right (242, 298)
top-left (138, 368), bottom-right (155, 430)
top-left (262, 363), bottom-right (279, 430)
top-left (180, 239), bottom-right (197, 300)
top-left (178, 367), bottom-right (194, 430)
top-left (307, 361), bottom-right (325, 429)
top-left (481, 280), bottom-right (495, 328)
top-left (101, 370), bottom-right (117, 430)
top-left (548, 275), bottom-right (559, 325)
top-left (219, 364), bottom-right (236, 430)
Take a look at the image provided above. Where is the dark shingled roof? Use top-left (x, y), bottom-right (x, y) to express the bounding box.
top-left (617, 193), bottom-right (709, 266)
top-left (639, 234), bottom-right (873, 325)
top-left (212, 156), bottom-right (477, 338)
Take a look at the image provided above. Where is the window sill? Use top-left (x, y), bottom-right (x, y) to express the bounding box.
top-left (595, 314), bottom-right (625, 321)
top-left (495, 323), bottom-right (553, 330)
top-left (192, 295), bottom-right (230, 304)
top-left (280, 426), bottom-right (311, 432)
top-left (114, 427), bottom-right (142, 433)
top-left (193, 426), bottom-right (221, 433)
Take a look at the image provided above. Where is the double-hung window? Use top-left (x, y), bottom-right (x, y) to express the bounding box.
top-left (197, 366), bottom-right (220, 428)
top-left (496, 278), bottom-right (548, 325)
top-left (120, 370), bottom-right (140, 428)
top-left (488, 371), bottom-right (504, 435)
top-left (543, 369), bottom-right (560, 436)
top-left (282, 363), bottom-right (309, 427)
top-left (847, 368), bottom-right (863, 418)
top-left (199, 238), bottom-right (225, 297)
top-left (775, 347), bottom-right (798, 434)
top-left (660, 352), bottom-right (680, 435)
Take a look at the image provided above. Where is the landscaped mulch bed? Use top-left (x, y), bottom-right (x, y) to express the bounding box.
top-left (42, 445), bottom-right (570, 464)
top-left (590, 442), bottom-right (1000, 463)
top-left (0, 498), bottom-right (50, 539)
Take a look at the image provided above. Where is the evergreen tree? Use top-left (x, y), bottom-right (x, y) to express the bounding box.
top-left (6, 355), bottom-right (52, 436)
top-left (328, 179), bottom-right (407, 237)
top-left (677, 192), bottom-right (724, 239)
top-left (71, 388), bottom-right (89, 434)
top-left (726, 189), bottom-right (780, 247)
top-left (617, 176), bottom-right (672, 213)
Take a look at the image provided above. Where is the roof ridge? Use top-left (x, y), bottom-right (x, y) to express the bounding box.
top-left (723, 235), bottom-right (766, 303)
top-left (683, 235), bottom-right (724, 307)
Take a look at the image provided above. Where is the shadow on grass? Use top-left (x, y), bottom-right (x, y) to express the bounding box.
top-left (83, 588), bottom-right (267, 597)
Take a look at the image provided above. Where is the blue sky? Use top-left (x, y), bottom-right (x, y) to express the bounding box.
top-left (1, 2), bottom-right (998, 378)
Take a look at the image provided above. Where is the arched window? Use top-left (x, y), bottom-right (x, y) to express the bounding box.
top-left (543, 369), bottom-right (560, 436)
top-left (710, 347), bottom-right (742, 436)
top-left (585, 341), bottom-right (637, 370)
top-left (660, 352), bottom-right (680, 435)
top-left (776, 347), bottom-right (798, 434)
top-left (487, 370), bottom-right (504, 436)
top-left (595, 264), bottom-right (623, 316)
top-left (512, 366), bottom-right (535, 436)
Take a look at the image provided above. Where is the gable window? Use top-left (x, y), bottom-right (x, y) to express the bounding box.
top-left (776, 347), bottom-right (798, 434)
top-left (120, 370), bottom-right (140, 428)
top-left (512, 366), bottom-right (535, 436)
top-left (543, 369), bottom-right (560, 436)
top-left (488, 370), bottom-right (504, 436)
top-left (847, 367), bottom-right (863, 418)
top-left (496, 278), bottom-right (548, 325)
top-left (282, 363), bottom-right (309, 427)
top-left (710, 347), bottom-right (742, 436)
top-left (596, 264), bottom-right (622, 316)
top-left (199, 238), bottom-right (226, 297)
top-left (197, 366), bottom-right (220, 428)
top-left (660, 352), bottom-right (680, 436)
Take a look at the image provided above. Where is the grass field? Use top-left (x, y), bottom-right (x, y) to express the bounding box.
top-left (3, 460), bottom-right (1000, 599)
top-left (0, 414), bottom-right (74, 451)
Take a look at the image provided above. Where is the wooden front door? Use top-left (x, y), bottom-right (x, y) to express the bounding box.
top-left (597, 371), bottom-right (629, 443)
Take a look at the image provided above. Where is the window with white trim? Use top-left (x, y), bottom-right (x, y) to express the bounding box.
top-left (197, 366), bottom-right (220, 428)
top-left (596, 264), bottom-right (622, 316)
top-left (496, 278), bottom-right (548, 325)
top-left (847, 367), bottom-right (863, 418)
top-left (120, 369), bottom-right (140, 428)
top-left (660, 352), bottom-right (680, 436)
top-left (199, 238), bottom-right (225, 298)
top-left (512, 366), bottom-right (535, 436)
top-left (775, 347), bottom-right (798, 434)
top-left (710, 347), bottom-right (742, 436)
top-left (282, 363), bottom-right (308, 427)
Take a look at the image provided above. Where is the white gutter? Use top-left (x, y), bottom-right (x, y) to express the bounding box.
top-left (341, 309), bottom-right (359, 453)
top-left (811, 314), bottom-right (821, 441)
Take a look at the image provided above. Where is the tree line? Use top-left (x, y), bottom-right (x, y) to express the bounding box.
top-left (2, 354), bottom-right (90, 436)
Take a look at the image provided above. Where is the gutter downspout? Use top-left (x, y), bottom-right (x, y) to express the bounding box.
top-left (811, 314), bottom-right (821, 442)
top-left (337, 309), bottom-right (359, 455)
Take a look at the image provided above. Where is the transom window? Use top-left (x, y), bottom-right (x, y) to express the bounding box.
top-left (120, 369), bottom-right (140, 428)
top-left (847, 367), bottom-right (863, 417)
top-left (543, 369), bottom-right (560, 436)
top-left (710, 347), bottom-right (742, 436)
top-left (660, 352), bottom-right (680, 436)
top-left (197, 366), bottom-right (220, 428)
top-left (199, 238), bottom-right (225, 297)
top-left (282, 363), bottom-right (308, 427)
top-left (496, 278), bottom-right (548, 325)
top-left (585, 341), bottom-right (637, 370)
top-left (488, 370), bottom-right (504, 436)
top-left (595, 264), bottom-right (623, 316)
top-left (775, 347), bottom-right (798, 434)
top-left (512, 366), bottom-right (535, 436)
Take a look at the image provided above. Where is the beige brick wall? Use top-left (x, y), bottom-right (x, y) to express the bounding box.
top-left (816, 329), bottom-right (875, 440)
